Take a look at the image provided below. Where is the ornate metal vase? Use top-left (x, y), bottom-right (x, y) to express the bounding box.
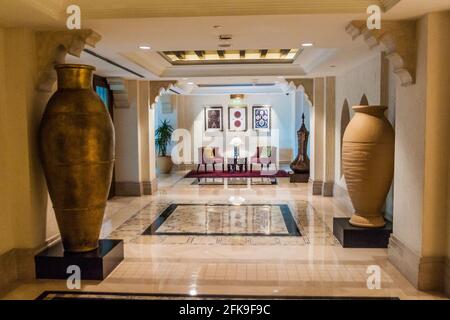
top-left (39, 64), bottom-right (115, 252)
top-left (342, 106), bottom-right (394, 228)
top-left (290, 113), bottom-right (310, 175)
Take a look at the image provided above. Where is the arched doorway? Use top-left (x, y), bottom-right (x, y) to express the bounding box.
top-left (360, 94), bottom-right (369, 105)
top-left (340, 99), bottom-right (350, 178)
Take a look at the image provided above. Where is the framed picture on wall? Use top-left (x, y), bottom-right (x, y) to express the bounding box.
top-left (204, 106), bottom-right (223, 131)
top-left (228, 106), bottom-right (247, 132)
top-left (252, 105), bottom-right (271, 131)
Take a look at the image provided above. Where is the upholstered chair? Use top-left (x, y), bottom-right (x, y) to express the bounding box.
top-left (197, 147), bottom-right (225, 173)
top-left (250, 146), bottom-right (277, 171)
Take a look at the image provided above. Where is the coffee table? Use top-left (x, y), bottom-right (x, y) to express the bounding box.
top-left (227, 157), bottom-right (248, 173)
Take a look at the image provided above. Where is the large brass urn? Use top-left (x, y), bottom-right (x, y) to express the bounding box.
top-left (39, 64), bottom-right (115, 252)
top-left (342, 106), bottom-right (394, 228)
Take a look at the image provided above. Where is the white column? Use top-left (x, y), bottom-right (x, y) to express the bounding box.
top-left (310, 78), bottom-right (325, 195)
top-left (323, 76), bottom-right (336, 196)
top-left (114, 80), bottom-right (143, 196)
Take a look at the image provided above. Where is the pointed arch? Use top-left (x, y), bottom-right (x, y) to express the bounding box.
top-left (150, 81), bottom-right (178, 109)
top-left (360, 94), bottom-right (369, 106)
top-left (340, 99), bottom-right (351, 178)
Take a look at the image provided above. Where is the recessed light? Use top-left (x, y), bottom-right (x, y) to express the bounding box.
top-left (182, 78), bottom-right (188, 80)
top-left (187, 82), bottom-right (194, 85)
top-left (277, 76), bottom-right (284, 79)
top-left (301, 42), bottom-right (314, 47)
top-left (139, 45), bottom-right (151, 50)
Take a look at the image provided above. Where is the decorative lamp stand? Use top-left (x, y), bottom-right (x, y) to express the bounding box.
top-left (290, 113), bottom-right (310, 183)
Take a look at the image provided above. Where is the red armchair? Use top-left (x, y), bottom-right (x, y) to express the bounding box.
top-left (197, 147), bottom-right (225, 173)
top-left (250, 146), bottom-right (277, 171)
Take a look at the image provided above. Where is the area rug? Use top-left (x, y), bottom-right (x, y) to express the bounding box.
top-left (185, 170), bottom-right (290, 179)
top-left (36, 291), bottom-right (399, 300)
top-left (191, 177), bottom-right (277, 185)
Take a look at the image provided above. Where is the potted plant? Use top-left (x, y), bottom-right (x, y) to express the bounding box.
top-left (155, 119), bottom-right (174, 174)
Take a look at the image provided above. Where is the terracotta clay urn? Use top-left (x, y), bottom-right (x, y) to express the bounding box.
top-left (342, 106), bottom-right (394, 228)
top-left (39, 64), bottom-right (115, 252)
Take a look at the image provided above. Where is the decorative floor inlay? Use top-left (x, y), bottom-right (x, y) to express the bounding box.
top-left (142, 204), bottom-right (301, 236)
top-left (36, 291), bottom-right (399, 300)
top-left (106, 200), bottom-right (339, 246)
top-left (192, 177), bottom-right (277, 186)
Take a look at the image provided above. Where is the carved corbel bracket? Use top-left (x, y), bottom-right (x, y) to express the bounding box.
top-left (287, 78), bottom-right (314, 105)
top-left (36, 29), bottom-right (102, 92)
top-left (107, 77), bottom-right (130, 108)
top-left (149, 81), bottom-right (178, 109)
top-left (345, 20), bottom-right (417, 86)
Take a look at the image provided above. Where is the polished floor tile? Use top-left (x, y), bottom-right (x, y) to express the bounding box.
top-left (2, 173), bottom-right (447, 300)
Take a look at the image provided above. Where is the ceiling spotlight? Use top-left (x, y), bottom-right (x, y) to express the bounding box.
top-left (139, 45), bottom-right (151, 50)
top-left (182, 78), bottom-right (188, 80)
top-left (187, 82), bottom-right (194, 85)
top-left (301, 43), bottom-right (314, 47)
top-left (277, 76), bottom-right (284, 79)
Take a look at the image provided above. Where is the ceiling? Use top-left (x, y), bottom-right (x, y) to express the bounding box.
top-left (1, 0), bottom-right (449, 86)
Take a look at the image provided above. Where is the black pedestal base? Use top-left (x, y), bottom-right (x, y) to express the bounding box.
top-left (333, 218), bottom-right (392, 248)
top-left (290, 173), bottom-right (310, 183)
top-left (35, 239), bottom-right (124, 280)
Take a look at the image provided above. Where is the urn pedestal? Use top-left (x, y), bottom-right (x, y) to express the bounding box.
top-left (342, 106), bottom-right (394, 228)
top-left (39, 64), bottom-right (115, 252)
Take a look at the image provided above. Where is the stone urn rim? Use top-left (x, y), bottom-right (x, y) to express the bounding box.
top-left (352, 105), bottom-right (388, 116)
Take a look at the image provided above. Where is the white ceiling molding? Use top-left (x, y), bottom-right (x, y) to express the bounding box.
top-left (380, 0), bottom-right (401, 12)
top-left (72, 0), bottom-right (393, 19)
top-left (345, 20), bottom-right (417, 86)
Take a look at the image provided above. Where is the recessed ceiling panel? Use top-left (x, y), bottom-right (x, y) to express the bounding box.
top-left (159, 49), bottom-right (301, 65)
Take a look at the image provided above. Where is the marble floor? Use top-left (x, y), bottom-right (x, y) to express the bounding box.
top-left (2, 171), bottom-right (447, 300)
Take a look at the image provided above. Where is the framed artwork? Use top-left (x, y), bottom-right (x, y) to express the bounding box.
top-left (252, 105), bottom-right (271, 131)
top-left (228, 106), bottom-right (247, 131)
top-left (204, 106), bottom-right (223, 131)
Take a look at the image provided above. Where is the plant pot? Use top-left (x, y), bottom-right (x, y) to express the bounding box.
top-left (342, 106), bottom-right (394, 228)
top-left (39, 64), bottom-right (115, 252)
top-left (157, 156), bottom-right (173, 174)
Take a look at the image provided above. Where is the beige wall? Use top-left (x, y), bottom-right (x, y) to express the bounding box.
top-left (392, 13), bottom-right (450, 258)
top-left (390, 12), bottom-right (450, 292)
top-left (421, 11), bottom-right (450, 258)
top-left (392, 16), bottom-right (428, 255)
top-left (169, 93), bottom-right (295, 163)
top-left (334, 53), bottom-right (388, 188)
top-left (0, 27), bottom-right (16, 255)
top-left (0, 27), bottom-right (58, 255)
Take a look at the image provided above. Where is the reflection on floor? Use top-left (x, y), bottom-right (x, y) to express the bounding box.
top-left (2, 172), bottom-right (447, 300)
top-left (192, 177), bottom-right (277, 186)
